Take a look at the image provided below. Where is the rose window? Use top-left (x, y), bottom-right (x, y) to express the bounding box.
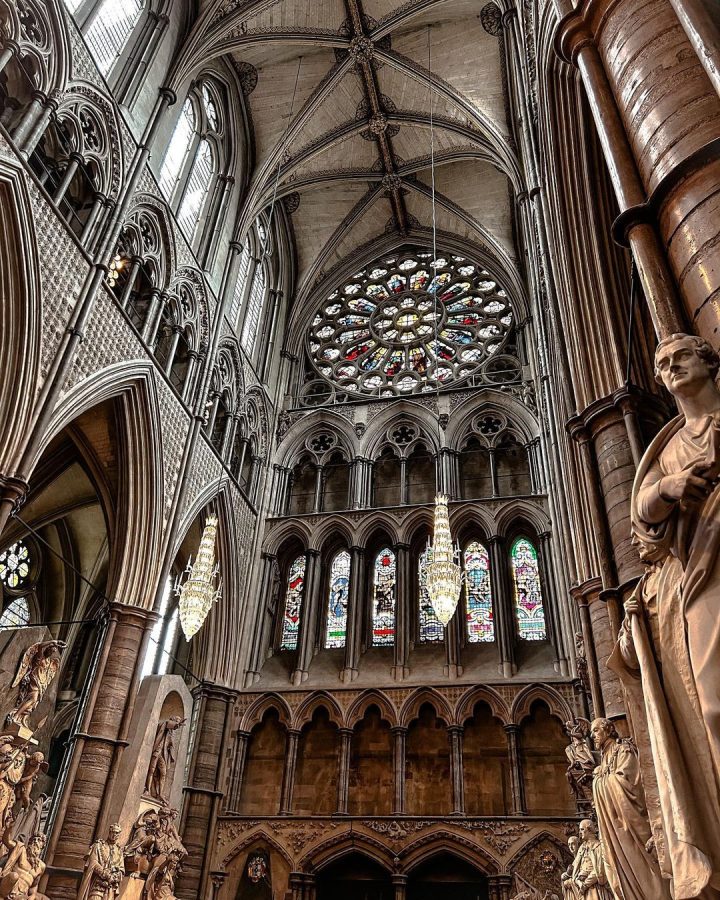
top-left (308, 249), bottom-right (516, 396)
top-left (0, 542), bottom-right (30, 589)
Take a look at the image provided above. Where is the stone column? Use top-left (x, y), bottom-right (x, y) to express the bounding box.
top-left (393, 543), bottom-right (410, 680)
top-left (336, 728), bottom-right (352, 814)
top-left (537, 532), bottom-right (566, 673)
top-left (44, 602), bottom-right (155, 899)
top-left (177, 683), bottom-right (238, 900)
top-left (571, 578), bottom-right (605, 718)
top-left (505, 724), bottom-right (526, 815)
top-left (342, 546), bottom-right (365, 682)
top-left (488, 875), bottom-right (513, 900)
top-left (392, 874), bottom-right (407, 900)
top-left (448, 725), bottom-right (465, 815)
top-left (52, 152), bottom-right (83, 206)
top-left (392, 726), bottom-right (407, 815)
top-left (292, 549), bottom-right (320, 685)
top-left (488, 536), bottom-right (515, 676)
top-left (226, 729), bottom-right (250, 812)
top-left (488, 447), bottom-right (499, 496)
top-left (666, 0), bottom-right (720, 99)
top-left (280, 729), bottom-right (301, 815)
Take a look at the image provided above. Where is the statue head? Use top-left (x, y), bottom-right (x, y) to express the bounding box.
top-left (579, 819), bottom-right (598, 842)
top-left (28, 833), bottom-right (46, 860)
top-left (568, 835), bottom-right (579, 855)
top-left (108, 824), bottom-right (122, 845)
top-left (590, 717), bottom-right (617, 750)
top-left (654, 333), bottom-right (720, 398)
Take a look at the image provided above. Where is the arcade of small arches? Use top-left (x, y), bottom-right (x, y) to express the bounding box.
top-left (225, 687), bottom-right (576, 820)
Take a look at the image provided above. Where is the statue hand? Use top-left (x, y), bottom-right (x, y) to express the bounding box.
top-left (624, 596), bottom-right (641, 618)
top-left (659, 465), bottom-right (716, 503)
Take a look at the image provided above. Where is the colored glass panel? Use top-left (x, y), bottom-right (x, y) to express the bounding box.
top-left (0, 542), bottom-right (30, 589)
top-left (464, 541), bottom-right (494, 643)
top-left (418, 548), bottom-right (443, 643)
top-left (281, 555), bottom-right (306, 650)
top-left (372, 548), bottom-right (396, 646)
top-left (325, 551), bottom-right (351, 648)
top-left (0, 597), bottom-right (30, 631)
top-left (308, 249), bottom-right (516, 396)
top-left (511, 537), bottom-right (546, 641)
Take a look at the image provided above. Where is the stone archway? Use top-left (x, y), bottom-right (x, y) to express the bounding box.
top-left (315, 852), bottom-right (394, 900)
top-left (406, 852), bottom-right (489, 900)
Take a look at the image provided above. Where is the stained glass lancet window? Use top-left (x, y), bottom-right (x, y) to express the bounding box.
top-left (325, 551), bottom-right (351, 648)
top-left (372, 548), bottom-right (396, 646)
top-left (0, 542), bottom-right (30, 589)
top-left (511, 537), bottom-right (546, 641)
top-left (281, 555), bottom-right (306, 650)
top-left (464, 541), bottom-right (494, 643)
top-left (0, 597), bottom-right (30, 631)
top-left (308, 248), bottom-right (519, 396)
top-left (418, 548), bottom-right (443, 643)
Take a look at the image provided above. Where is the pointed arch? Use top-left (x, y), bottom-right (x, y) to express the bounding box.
top-left (345, 690), bottom-right (398, 730)
top-left (510, 683), bottom-right (574, 726)
top-left (400, 687), bottom-right (454, 727)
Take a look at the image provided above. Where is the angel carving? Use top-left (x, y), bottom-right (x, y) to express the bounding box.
top-left (6, 641), bottom-right (65, 730)
top-left (564, 717), bottom-right (597, 803)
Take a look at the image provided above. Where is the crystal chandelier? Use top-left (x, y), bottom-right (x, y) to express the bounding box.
top-left (426, 495), bottom-right (463, 626)
top-left (175, 516), bottom-right (222, 640)
top-left (423, 31), bottom-right (463, 629)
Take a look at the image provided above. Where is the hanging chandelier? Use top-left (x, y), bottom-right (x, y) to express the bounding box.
top-left (426, 495), bottom-right (463, 626)
top-left (175, 516), bottom-right (222, 640)
top-left (423, 29), bottom-right (463, 628)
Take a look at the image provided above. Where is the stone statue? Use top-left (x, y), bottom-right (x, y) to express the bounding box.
top-left (124, 810), bottom-right (161, 879)
top-left (590, 718), bottom-right (670, 899)
top-left (0, 739), bottom-right (28, 837)
top-left (608, 333), bottom-right (720, 897)
top-left (6, 642), bottom-right (65, 730)
top-left (0, 829), bottom-right (48, 900)
top-left (574, 633), bottom-right (591, 696)
top-left (143, 808), bottom-right (186, 900)
top-left (563, 820), bottom-right (611, 899)
top-left (77, 824), bottom-right (125, 900)
top-left (144, 716), bottom-right (186, 804)
top-left (560, 836), bottom-right (579, 899)
top-left (14, 754), bottom-right (46, 812)
top-left (563, 718), bottom-right (595, 807)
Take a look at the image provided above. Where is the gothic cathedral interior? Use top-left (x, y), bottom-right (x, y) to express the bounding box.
top-left (0, 0), bottom-right (718, 898)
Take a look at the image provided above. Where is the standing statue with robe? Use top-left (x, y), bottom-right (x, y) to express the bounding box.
top-left (565, 820), bottom-right (611, 900)
top-left (590, 718), bottom-right (669, 899)
top-left (609, 333), bottom-right (720, 898)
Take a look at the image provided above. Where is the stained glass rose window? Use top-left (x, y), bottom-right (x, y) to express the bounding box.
top-left (308, 249), bottom-right (516, 396)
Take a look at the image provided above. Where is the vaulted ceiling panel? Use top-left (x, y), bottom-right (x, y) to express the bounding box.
top-left (390, 1), bottom-right (508, 137)
top-left (416, 160), bottom-right (515, 257)
top-left (238, 0), bottom-right (349, 35)
top-left (290, 134), bottom-right (381, 181)
top-left (285, 70), bottom-right (366, 156)
top-left (237, 48), bottom-right (339, 169)
top-left (292, 182), bottom-right (379, 285)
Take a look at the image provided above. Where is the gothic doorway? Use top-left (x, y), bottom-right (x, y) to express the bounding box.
top-left (315, 853), bottom-right (393, 900)
top-left (406, 852), bottom-right (489, 900)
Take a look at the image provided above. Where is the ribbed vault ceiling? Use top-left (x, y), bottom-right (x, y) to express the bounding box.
top-left (174, 0), bottom-right (520, 299)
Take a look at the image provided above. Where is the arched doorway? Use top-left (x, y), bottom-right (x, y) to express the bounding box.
top-left (406, 852), bottom-right (489, 900)
top-left (316, 853), bottom-right (393, 900)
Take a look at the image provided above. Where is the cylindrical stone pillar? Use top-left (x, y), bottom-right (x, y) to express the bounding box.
top-left (448, 725), bottom-right (465, 815)
top-left (504, 724), bottom-right (526, 815)
top-left (337, 728), bottom-right (352, 814)
top-left (392, 726), bottom-right (407, 815)
top-left (280, 729), bottom-right (301, 815)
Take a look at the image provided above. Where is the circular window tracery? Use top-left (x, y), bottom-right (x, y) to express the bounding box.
top-left (0, 542), bottom-right (31, 590)
top-left (308, 249), bottom-right (516, 396)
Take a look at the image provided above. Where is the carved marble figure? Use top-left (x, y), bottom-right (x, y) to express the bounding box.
top-left (561, 836), bottom-right (579, 900)
top-left (14, 753), bottom-right (46, 812)
top-left (0, 739), bottom-right (27, 836)
top-left (144, 716), bottom-right (186, 804)
top-left (6, 642), bottom-right (65, 730)
top-left (609, 333), bottom-right (720, 898)
top-left (124, 810), bottom-right (161, 878)
top-left (77, 824), bottom-right (125, 900)
top-left (564, 718), bottom-right (595, 805)
top-left (143, 807), bottom-right (187, 900)
top-left (564, 820), bottom-right (610, 900)
top-left (0, 827), bottom-right (48, 900)
top-left (590, 718), bottom-right (669, 899)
